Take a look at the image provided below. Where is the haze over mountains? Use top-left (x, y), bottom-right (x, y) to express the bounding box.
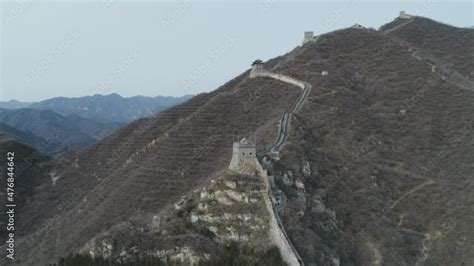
top-left (1, 13), bottom-right (474, 266)
top-left (0, 108), bottom-right (121, 155)
top-left (0, 94), bottom-right (192, 155)
top-left (28, 93), bottom-right (193, 123)
top-left (0, 93), bottom-right (193, 123)
top-left (0, 100), bottom-right (32, 109)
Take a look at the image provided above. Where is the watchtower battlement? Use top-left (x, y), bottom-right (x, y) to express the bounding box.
top-left (399, 11), bottom-right (413, 19)
top-left (351, 23), bottom-right (366, 29)
top-left (302, 31), bottom-right (319, 45)
top-left (229, 137), bottom-right (260, 174)
top-left (303, 31), bottom-right (314, 44)
top-left (250, 59), bottom-right (265, 77)
top-left (232, 137), bottom-right (256, 159)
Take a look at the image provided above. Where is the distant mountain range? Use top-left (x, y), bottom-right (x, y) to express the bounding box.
top-left (0, 93), bottom-right (193, 123)
top-left (0, 108), bottom-right (122, 155)
top-left (0, 94), bottom-right (192, 155)
top-left (0, 99), bottom-right (33, 109)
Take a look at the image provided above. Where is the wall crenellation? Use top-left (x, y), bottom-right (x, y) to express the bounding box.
top-left (302, 31), bottom-right (319, 45)
top-left (228, 137), bottom-right (261, 174)
top-left (399, 10), bottom-right (413, 19)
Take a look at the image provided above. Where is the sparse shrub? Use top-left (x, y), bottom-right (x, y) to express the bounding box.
top-left (202, 242), bottom-right (286, 266)
top-left (52, 245), bottom-right (285, 266)
top-left (52, 254), bottom-right (165, 266)
top-left (198, 226), bottom-right (216, 239)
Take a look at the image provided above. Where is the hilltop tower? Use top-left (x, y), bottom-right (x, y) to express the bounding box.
top-left (302, 31), bottom-right (314, 45)
top-left (229, 137), bottom-right (260, 174)
top-left (351, 23), bottom-right (365, 29)
top-left (302, 31), bottom-right (320, 45)
top-left (250, 59), bottom-right (265, 77)
top-left (399, 11), bottom-right (413, 19)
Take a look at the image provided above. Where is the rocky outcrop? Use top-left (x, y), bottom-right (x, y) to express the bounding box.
top-left (188, 171), bottom-right (270, 245)
top-left (228, 155), bottom-right (263, 175)
top-left (271, 156), bottom-right (350, 265)
top-left (78, 169), bottom-right (281, 265)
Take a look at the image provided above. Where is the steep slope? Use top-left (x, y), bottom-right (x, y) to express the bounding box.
top-left (30, 93), bottom-right (193, 123)
top-left (0, 134), bottom-right (50, 245)
top-left (381, 17), bottom-right (474, 79)
top-left (267, 21), bottom-right (474, 265)
top-left (9, 71), bottom-right (300, 265)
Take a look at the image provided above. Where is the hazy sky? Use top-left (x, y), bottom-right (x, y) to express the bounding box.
top-left (1, 0), bottom-right (473, 101)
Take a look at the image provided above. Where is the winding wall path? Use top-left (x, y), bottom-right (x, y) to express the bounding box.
top-left (250, 69), bottom-right (313, 266)
top-left (251, 70), bottom-right (312, 154)
top-left (383, 18), bottom-right (474, 92)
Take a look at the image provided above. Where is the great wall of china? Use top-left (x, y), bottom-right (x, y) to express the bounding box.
top-left (247, 59), bottom-right (320, 266)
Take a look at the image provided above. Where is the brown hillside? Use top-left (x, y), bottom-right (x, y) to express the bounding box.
top-left (382, 17), bottom-right (474, 79)
top-left (269, 24), bottom-right (474, 265)
top-left (0, 134), bottom-right (49, 244)
top-left (11, 71), bottom-right (300, 265)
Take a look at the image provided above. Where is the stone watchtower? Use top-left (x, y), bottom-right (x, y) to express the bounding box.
top-left (229, 138), bottom-right (260, 174)
top-left (302, 31), bottom-right (314, 45)
top-left (399, 11), bottom-right (413, 19)
top-left (250, 59), bottom-right (265, 78)
top-left (351, 23), bottom-right (365, 29)
top-left (232, 138), bottom-right (256, 161)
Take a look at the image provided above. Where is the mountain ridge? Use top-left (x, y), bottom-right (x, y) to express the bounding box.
top-left (0, 93), bottom-right (193, 123)
top-left (0, 94), bottom-right (192, 155)
top-left (0, 108), bottom-right (123, 155)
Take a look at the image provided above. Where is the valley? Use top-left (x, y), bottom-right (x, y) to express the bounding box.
top-left (0, 94), bottom-right (191, 156)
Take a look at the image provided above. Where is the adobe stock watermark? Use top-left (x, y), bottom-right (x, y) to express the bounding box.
top-left (257, 0), bottom-right (280, 15)
top-left (24, 32), bottom-right (80, 87)
top-left (2, 0), bottom-right (32, 25)
top-left (182, 34), bottom-right (238, 92)
top-left (317, 0), bottom-right (357, 33)
top-left (161, 1), bottom-right (192, 30)
top-left (5, 151), bottom-right (16, 260)
top-left (415, 0), bottom-right (438, 17)
top-left (102, 0), bottom-right (117, 9)
top-left (90, 50), bottom-right (139, 95)
top-left (4, 185), bottom-right (86, 261)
